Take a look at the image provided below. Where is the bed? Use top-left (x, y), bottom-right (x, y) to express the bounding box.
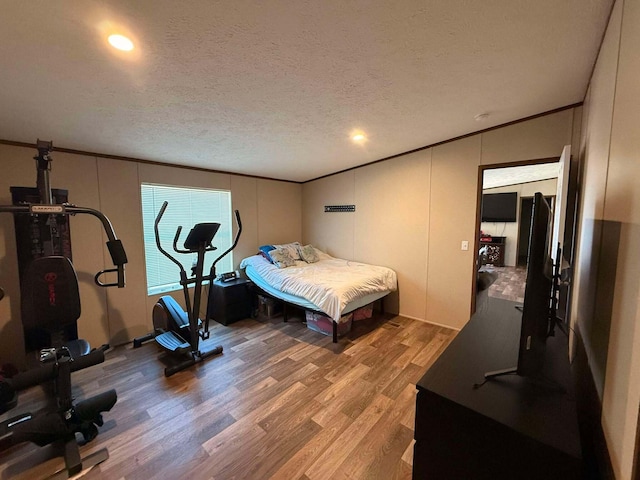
top-left (239, 243), bottom-right (397, 342)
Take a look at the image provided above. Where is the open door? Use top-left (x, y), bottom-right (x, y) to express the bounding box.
top-left (551, 145), bottom-right (571, 263)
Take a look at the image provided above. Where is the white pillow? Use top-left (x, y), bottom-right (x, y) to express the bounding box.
top-left (273, 242), bottom-right (301, 260)
top-left (269, 247), bottom-right (296, 268)
top-left (298, 244), bottom-right (319, 263)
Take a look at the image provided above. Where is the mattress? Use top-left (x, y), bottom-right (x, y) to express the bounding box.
top-left (240, 252), bottom-right (397, 323)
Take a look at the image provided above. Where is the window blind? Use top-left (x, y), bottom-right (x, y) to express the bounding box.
top-left (141, 184), bottom-right (233, 295)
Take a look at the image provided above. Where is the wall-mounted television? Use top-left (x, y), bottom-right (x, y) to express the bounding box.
top-left (481, 192), bottom-right (518, 222)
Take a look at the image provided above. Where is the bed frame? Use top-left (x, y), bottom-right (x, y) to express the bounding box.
top-left (247, 282), bottom-right (384, 343)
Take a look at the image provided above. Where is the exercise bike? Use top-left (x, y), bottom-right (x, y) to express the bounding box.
top-left (134, 201), bottom-right (242, 377)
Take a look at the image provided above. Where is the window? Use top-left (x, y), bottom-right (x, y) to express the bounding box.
top-left (141, 183), bottom-right (233, 295)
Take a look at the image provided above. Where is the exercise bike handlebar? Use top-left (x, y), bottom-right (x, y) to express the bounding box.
top-left (154, 201), bottom-right (186, 273)
top-left (154, 202), bottom-right (241, 280)
top-left (0, 204), bottom-right (127, 288)
top-left (211, 209), bottom-right (242, 274)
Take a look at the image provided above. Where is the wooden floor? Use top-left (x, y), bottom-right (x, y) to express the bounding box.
top-left (0, 312), bottom-right (456, 480)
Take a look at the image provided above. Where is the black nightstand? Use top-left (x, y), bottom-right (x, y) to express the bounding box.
top-left (206, 278), bottom-right (252, 326)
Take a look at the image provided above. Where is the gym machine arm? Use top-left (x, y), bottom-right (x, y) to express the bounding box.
top-left (0, 203), bottom-right (127, 288)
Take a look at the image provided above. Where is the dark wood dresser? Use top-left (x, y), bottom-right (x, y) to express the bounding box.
top-left (413, 296), bottom-right (582, 479)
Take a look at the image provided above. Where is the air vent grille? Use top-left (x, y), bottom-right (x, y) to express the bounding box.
top-left (324, 205), bottom-right (356, 213)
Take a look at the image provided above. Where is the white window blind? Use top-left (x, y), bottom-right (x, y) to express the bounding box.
top-left (141, 184), bottom-right (233, 296)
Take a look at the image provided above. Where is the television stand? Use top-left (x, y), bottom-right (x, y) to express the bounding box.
top-left (477, 367), bottom-right (568, 395)
top-left (477, 366), bottom-right (517, 383)
top-left (413, 296), bottom-right (581, 479)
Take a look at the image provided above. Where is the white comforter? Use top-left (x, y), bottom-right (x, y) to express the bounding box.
top-left (240, 251), bottom-right (397, 322)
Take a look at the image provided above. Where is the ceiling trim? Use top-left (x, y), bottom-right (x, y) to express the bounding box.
top-left (303, 102), bottom-right (581, 183)
top-left (0, 102), bottom-right (580, 186)
top-left (0, 139), bottom-right (302, 184)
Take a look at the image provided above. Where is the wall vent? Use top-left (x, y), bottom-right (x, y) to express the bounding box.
top-left (324, 205), bottom-right (355, 213)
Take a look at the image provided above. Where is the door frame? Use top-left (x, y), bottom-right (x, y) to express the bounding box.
top-left (471, 156), bottom-right (560, 315)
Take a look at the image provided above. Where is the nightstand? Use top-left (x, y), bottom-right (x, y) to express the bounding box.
top-left (206, 278), bottom-right (252, 326)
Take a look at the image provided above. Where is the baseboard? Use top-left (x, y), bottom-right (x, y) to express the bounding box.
top-left (400, 314), bottom-right (461, 332)
top-left (572, 325), bottom-right (615, 479)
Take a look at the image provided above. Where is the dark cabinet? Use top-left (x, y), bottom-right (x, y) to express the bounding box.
top-left (206, 278), bottom-right (252, 326)
top-left (479, 236), bottom-right (506, 267)
top-left (413, 296), bottom-right (581, 479)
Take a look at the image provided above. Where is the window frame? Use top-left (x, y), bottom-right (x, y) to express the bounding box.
top-left (140, 183), bottom-right (233, 296)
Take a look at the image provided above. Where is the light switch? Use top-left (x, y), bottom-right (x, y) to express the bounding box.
top-left (461, 240), bottom-right (469, 251)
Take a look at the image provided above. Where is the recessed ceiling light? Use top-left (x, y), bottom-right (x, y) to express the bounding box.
top-left (108, 34), bottom-right (134, 51)
top-left (352, 133), bottom-right (366, 142)
top-left (474, 113), bottom-right (489, 122)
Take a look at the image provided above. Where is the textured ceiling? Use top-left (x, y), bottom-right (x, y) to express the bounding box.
top-left (0, 1), bottom-right (613, 182)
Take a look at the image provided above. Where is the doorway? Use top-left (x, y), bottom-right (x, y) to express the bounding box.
top-left (473, 159), bottom-right (560, 311)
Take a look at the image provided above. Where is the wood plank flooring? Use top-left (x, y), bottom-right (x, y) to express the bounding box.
top-left (0, 311), bottom-right (456, 480)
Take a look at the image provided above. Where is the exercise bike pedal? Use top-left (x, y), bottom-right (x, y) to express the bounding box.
top-left (155, 331), bottom-right (190, 354)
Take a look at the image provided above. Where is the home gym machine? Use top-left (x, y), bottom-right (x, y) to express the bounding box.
top-left (0, 140), bottom-right (127, 478)
top-left (0, 346), bottom-right (117, 479)
top-left (133, 200), bottom-right (242, 377)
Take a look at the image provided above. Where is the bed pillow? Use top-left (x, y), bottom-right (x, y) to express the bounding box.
top-left (258, 245), bottom-right (276, 263)
top-left (269, 247), bottom-right (297, 268)
top-left (273, 242), bottom-right (301, 260)
top-left (298, 244), bottom-right (319, 263)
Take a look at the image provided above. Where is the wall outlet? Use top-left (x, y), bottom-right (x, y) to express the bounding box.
top-left (461, 240), bottom-right (469, 251)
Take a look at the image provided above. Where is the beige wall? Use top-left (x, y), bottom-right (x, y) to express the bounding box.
top-left (427, 136), bottom-right (481, 329)
top-left (302, 109), bottom-right (575, 330)
top-left (571, 0), bottom-right (640, 477)
top-left (302, 171), bottom-right (357, 261)
top-left (355, 151), bottom-right (432, 319)
top-left (0, 146), bottom-right (301, 368)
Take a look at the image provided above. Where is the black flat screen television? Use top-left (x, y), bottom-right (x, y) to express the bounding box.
top-left (517, 192), bottom-right (554, 377)
top-left (482, 192), bottom-right (554, 382)
top-left (481, 192), bottom-right (518, 222)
